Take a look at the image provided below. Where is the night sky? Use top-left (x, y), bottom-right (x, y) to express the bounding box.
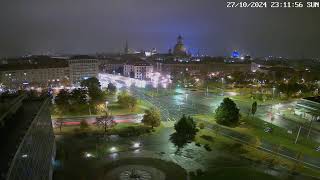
top-left (1, 0), bottom-right (319, 58)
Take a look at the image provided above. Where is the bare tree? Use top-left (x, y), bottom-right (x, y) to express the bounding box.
top-left (54, 118), bottom-right (65, 132)
top-left (96, 112), bottom-right (116, 133)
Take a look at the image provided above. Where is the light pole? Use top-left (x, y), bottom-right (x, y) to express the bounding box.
top-left (221, 77), bottom-right (224, 96)
top-left (272, 86), bottom-right (276, 100)
top-left (307, 115), bottom-right (317, 139)
top-left (105, 101), bottom-right (109, 112)
top-left (295, 126), bottom-right (302, 144)
top-left (86, 95), bottom-right (92, 116)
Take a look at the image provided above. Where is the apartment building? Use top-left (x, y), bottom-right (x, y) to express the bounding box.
top-left (68, 56), bottom-right (99, 84)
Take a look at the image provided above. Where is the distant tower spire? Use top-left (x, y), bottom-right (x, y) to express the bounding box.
top-left (124, 40), bottom-right (129, 54)
top-left (177, 35), bottom-right (183, 44)
top-left (173, 35), bottom-right (187, 56)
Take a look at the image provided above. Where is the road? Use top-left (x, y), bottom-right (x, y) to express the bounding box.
top-left (125, 86), bottom-right (320, 168)
top-left (98, 74), bottom-right (320, 167)
top-left (101, 73), bottom-right (320, 142)
top-left (128, 86), bottom-right (320, 143)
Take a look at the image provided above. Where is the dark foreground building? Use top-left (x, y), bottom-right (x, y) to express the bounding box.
top-left (0, 94), bottom-right (55, 180)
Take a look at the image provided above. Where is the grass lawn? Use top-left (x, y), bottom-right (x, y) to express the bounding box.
top-left (195, 129), bottom-right (320, 178)
top-left (108, 99), bottom-right (153, 115)
top-left (52, 97), bottom-right (154, 118)
top-left (193, 113), bottom-right (320, 158)
top-left (241, 116), bottom-right (320, 157)
top-left (193, 113), bottom-right (251, 135)
top-left (54, 122), bottom-right (153, 136)
top-left (51, 103), bottom-right (107, 118)
top-left (231, 95), bottom-right (288, 106)
top-left (53, 121), bottom-right (166, 137)
top-left (192, 167), bottom-right (281, 180)
top-left (145, 89), bottom-right (181, 97)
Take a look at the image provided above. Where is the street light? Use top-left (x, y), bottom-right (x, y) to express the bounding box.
top-left (132, 142), bottom-right (141, 149)
top-left (110, 146), bottom-right (117, 153)
top-left (221, 77), bottom-right (224, 96)
top-left (272, 86), bottom-right (276, 100)
top-left (84, 152), bottom-right (94, 158)
top-left (86, 95), bottom-right (91, 116)
top-left (105, 101), bottom-right (109, 111)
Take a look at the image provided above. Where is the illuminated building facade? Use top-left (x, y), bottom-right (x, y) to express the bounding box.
top-left (68, 57), bottom-right (99, 84)
top-left (124, 62), bottom-right (153, 79)
top-left (0, 62), bottom-right (69, 89)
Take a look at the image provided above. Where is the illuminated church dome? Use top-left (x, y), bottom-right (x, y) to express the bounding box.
top-left (173, 35), bottom-right (187, 56)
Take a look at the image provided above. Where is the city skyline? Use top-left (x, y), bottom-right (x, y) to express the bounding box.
top-left (1, 1), bottom-right (320, 180)
top-left (0, 0), bottom-right (320, 58)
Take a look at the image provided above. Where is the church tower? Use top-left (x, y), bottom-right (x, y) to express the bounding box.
top-left (124, 40), bottom-right (129, 54)
top-left (173, 35), bottom-right (187, 56)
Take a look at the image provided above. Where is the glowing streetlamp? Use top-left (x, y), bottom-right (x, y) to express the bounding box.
top-left (272, 86), bottom-right (276, 100)
top-left (110, 146), bottom-right (117, 153)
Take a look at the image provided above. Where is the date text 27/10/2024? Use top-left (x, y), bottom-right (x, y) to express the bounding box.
top-left (226, 1), bottom-right (320, 8)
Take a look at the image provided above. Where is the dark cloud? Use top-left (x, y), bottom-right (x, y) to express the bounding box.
top-left (0, 0), bottom-right (319, 58)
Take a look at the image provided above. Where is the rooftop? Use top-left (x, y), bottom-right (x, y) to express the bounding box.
top-left (0, 60), bottom-right (68, 71)
top-left (70, 55), bottom-right (97, 59)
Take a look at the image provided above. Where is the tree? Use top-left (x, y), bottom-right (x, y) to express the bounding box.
top-left (81, 77), bottom-right (104, 104)
top-left (96, 112), bottom-right (116, 133)
top-left (61, 77), bottom-right (71, 87)
top-left (215, 98), bottom-right (240, 126)
top-left (88, 86), bottom-right (105, 104)
top-left (70, 88), bottom-right (87, 105)
top-left (127, 96), bottom-right (137, 111)
top-left (142, 108), bottom-right (161, 129)
top-left (198, 122), bottom-right (205, 129)
top-left (55, 118), bottom-right (65, 132)
top-left (251, 101), bottom-right (257, 118)
top-left (278, 82), bottom-right (303, 98)
top-left (107, 83), bottom-right (117, 94)
top-left (118, 91), bottom-right (137, 111)
top-left (80, 77), bottom-right (101, 89)
top-left (170, 133), bottom-right (190, 153)
top-left (174, 115), bottom-right (197, 138)
top-left (80, 120), bottom-right (89, 129)
top-left (170, 115), bottom-right (198, 153)
top-left (55, 89), bottom-right (70, 107)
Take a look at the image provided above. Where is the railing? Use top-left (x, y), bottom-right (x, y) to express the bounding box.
top-left (0, 94), bottom-right (27, 126)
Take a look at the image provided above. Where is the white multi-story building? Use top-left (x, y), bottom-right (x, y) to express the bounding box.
top-left (123, 62), bottom-right (153, 79)
top-left (0, 56), bottom-right (100, 88)
top-left (68, 57), bottom-right (99, 84)
top-left (0, 62), bottom-right (69, 88)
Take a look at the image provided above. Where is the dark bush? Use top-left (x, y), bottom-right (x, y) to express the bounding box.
top-left (198, 122), bottom-right (205, 129)
top-left (196, 169), bottom-right (204, 176)
top-left (200, 135), bottom-right (214, 142)
top-left (204, 144), bottom-right (212, 151)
